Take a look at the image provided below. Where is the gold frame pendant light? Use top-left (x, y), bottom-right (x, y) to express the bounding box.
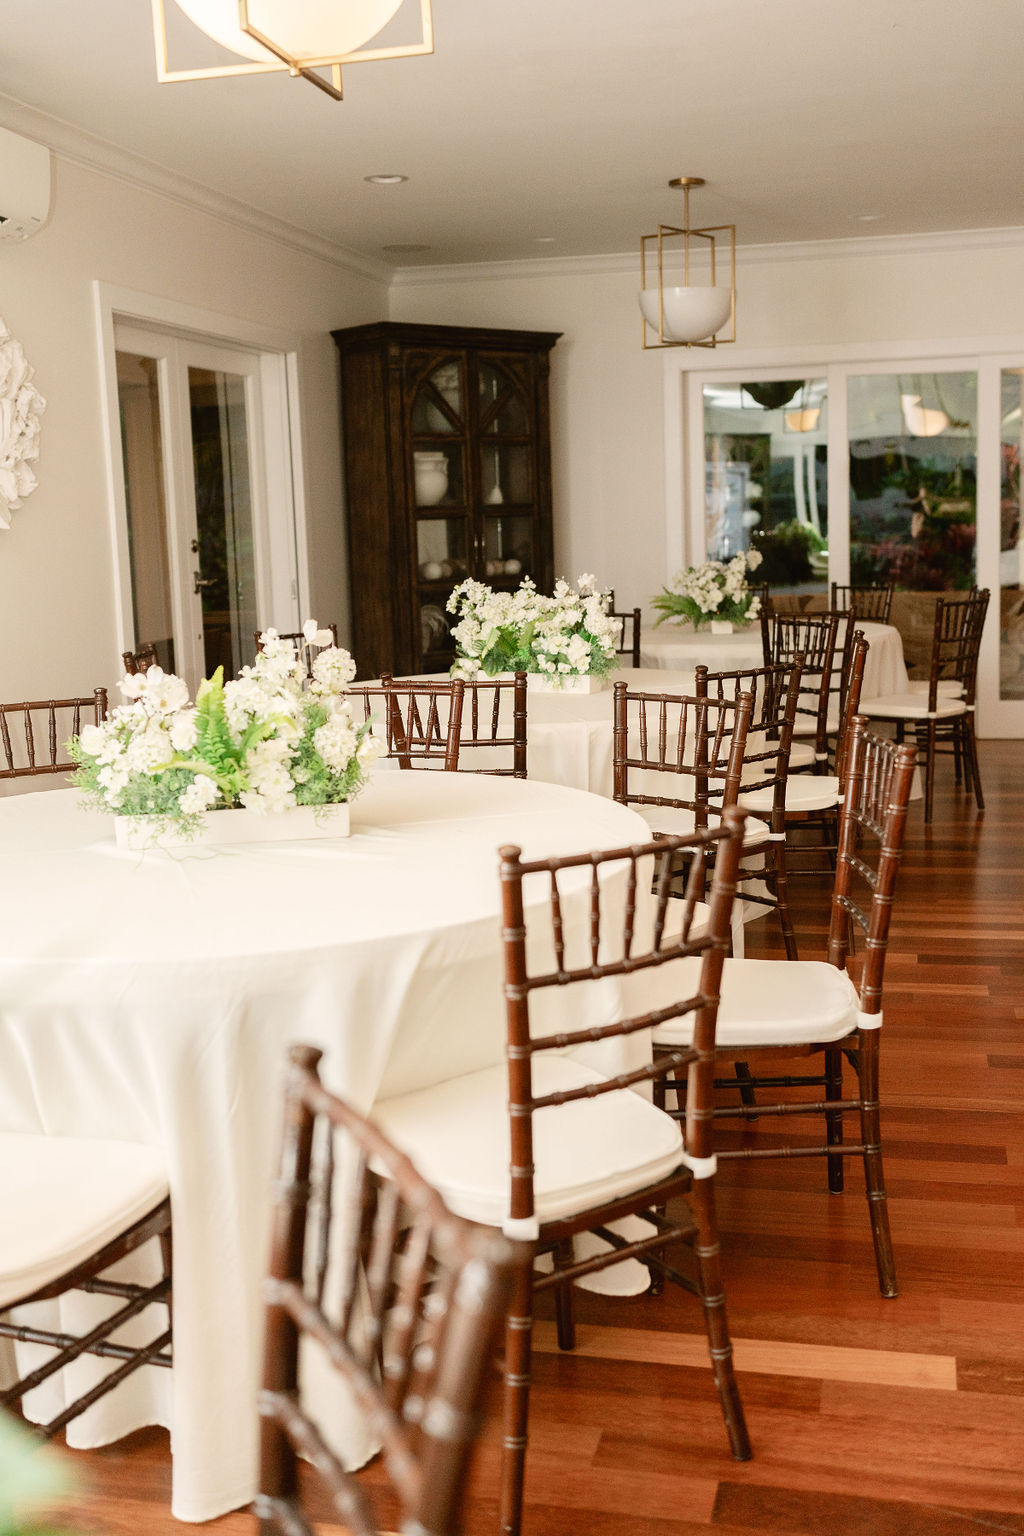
top-left (640, 177), bottom-right (736, 349)
top-left (152, 0), bottom-right (434, 101)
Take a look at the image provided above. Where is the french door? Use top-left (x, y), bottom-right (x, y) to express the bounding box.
top-left (683, 352), bottom-right (1024, 736)
top-left (114, 323), bottom-right (300, 691)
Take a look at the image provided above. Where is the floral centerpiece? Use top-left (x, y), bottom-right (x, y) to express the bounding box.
top-left (446, 573), bottom-right (619, 690)
top-left (652, 549), bottom-right (763, 629)
top-left (70, 622), bottom-right (383, 846)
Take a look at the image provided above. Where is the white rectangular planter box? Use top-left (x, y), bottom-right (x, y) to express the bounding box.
top-left (114, 803), bottom-right (350, 851)
top-left (527, 673), bottom-right (609, 694)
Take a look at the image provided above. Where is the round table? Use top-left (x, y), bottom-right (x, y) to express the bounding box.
top-left (641, 623), bottom-right (909, 701)
top-left (0, 775), bottom-right (653, 1521)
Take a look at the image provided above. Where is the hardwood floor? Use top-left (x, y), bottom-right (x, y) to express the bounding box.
top-left (38, 741), bottom-right (1024, 1533)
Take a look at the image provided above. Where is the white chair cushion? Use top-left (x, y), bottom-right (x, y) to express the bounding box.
top-left (740, 774), bottom-right (840, 816)
top-left (651, 956), bottom-right (860, 1048)
top-left (633, 803), bottom-right (771, 847)
top-left (373, 1056), bottom-right (684, 1229)
top-left (791, 710), bottom-right (840, 737)
top-left (906, 679), bottom-right (964, 698)
top-left (788, 740), bottom-right (818, 770)
top-left (861, 691), bottom-right (966, 720)
top-left (0, 1134), bottom-right (169, 1309)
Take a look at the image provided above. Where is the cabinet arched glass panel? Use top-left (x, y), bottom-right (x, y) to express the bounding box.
top-left (411, 360), bottom-right (463, 434)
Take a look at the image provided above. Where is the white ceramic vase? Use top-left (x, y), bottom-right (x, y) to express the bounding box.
top-left (527, 673), bottom-right (608, 694)
top-left (413, 451), bottom-right (449, 507)
top-left (114, 803), bottom-right (350, 851)
top-left (710, 620), bottom-right (734, 635)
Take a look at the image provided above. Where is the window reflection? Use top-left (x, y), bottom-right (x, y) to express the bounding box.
top-left (847, 372), bottom-right (977, 593)
top-left (1000, 370), bottom-right (1024, 699)
top-left (703, 380), bottom-right (828, 593)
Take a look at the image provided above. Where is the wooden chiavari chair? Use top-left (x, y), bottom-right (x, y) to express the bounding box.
top-left (256, 1045), bottom-right (524, 1536)
top-left (349, 677), bottom-right (465, 771)
top-left (696, 659), bottom-right (804, 959)
top-left (830, 581), bottom-right (895, 624)
top-left (0, 690), bottom-right (107, 780)
top-left (373, 814), bottom-right (752, 1536)
top-left (654, 720), bottom-right (917, 1296)
top-left (458, 671), bottom-right (528, 776)
top-left (762, 609), bottom-right (849, 773)
top-left (863, 588), bottom-right (988, 822)
top-left (121, 642), bottom-right (160, 675)
top-left (0, 1135), bottom-right (172, 1437)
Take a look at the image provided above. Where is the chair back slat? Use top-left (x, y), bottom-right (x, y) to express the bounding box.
top-left (351, 678), bottom-right (465, 770)
top-left (927, 589), bottom-right (989, 709)
top-left (827, 718), bottom-right (918, 1015)
top-left (612, 684), bottom-right (753, 826)
top-left (258, 1046), bottom-right (524, 1536)
top-left (0, 691), bottom-right (108, 779)
top-left (830, 581), bottom-right (895, 624)
top-left (763, 610), bottom-right (847, 766)
top-left (456, 673), bottom-right (528, 777)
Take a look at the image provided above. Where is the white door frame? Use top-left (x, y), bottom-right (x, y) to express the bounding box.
top-left (93, 282), bottom-right (310, 674)
top-left (662, 333), bottom-right (1024, 737)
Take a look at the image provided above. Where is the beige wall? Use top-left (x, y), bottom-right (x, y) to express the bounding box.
top-left (0, 152), bottom-right (386, 712)
top-left (389, 239), bottom-right (1024, 613)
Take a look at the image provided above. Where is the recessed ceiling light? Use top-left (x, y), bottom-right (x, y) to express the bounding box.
top-left (854, 213), bottom-right (882, 222)
top-left (383, 243), bottom-right (431, 255)
top-left (535, 237), bottom-right (556, 244)
top-left (364, 173), bottom-right (408, 185)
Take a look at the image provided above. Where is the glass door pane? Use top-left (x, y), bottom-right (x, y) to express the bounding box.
top-left (999, 369), bottom-right (1024, 699)
top-left (703, 379), bottom-right (828, 594)
top-left (848, 371), bottom-right (977, 592)
top-left (188, 366), bottom-right (257, 680)
top-left (116, 351), bottom-right (176, 672)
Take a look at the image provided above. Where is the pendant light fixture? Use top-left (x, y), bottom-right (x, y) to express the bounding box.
top-left (152, 0), bottom-right (434, 101)
top-left (639, 177), bottom-right (736, 349)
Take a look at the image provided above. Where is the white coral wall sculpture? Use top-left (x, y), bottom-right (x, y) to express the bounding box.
top-left (0, 316), bottom-right (45, 530)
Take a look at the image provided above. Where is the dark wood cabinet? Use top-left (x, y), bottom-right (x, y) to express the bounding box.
top-left (331, 321), bottom-right (561, 678)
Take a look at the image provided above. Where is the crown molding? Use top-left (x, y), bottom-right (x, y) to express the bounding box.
top-left (0, 91), bottom-right (390, 284)
top-left (390, 224), bottom-right (1024, 286)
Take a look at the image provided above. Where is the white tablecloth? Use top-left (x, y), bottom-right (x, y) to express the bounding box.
top-left (0, 776), bottom-right (656, 1521)
top-left (641, 622), bottom-right (909, 701)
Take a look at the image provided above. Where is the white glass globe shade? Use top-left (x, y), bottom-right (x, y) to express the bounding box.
top-left (173, 0), bottom-right (404, 63)
top-left (639, 285), bottom-right (732, 344)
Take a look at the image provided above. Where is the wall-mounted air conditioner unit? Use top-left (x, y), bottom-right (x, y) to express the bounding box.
top-left (0, 126), bottom-right (52, 242)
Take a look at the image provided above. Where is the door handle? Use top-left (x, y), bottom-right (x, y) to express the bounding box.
top-left (193, 571), bottom-right (216, 594)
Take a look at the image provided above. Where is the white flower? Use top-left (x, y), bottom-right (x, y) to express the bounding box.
top-left (179, 775), bottom-right (221, 814)
top-left (303, 618), bottom-right (336, 648)
top-left (169, 710), bottom-right (198, 752)
top-left (314, 711), bottom-right (358, 773)
top-left (125, 724), bottom-right (173, 774)
top-left (78, 723), bottom-right (107, 757)
top-left (310, 646), bottom-right (357, 695)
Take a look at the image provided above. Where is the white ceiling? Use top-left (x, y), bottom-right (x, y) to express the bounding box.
top-left (2, 0), bottom-right (1024, 272)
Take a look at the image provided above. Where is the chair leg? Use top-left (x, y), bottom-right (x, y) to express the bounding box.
top-left (856, 1034), bottom-right (898, 1298)
top-left (923, 719), bottom-right (938, 824)
top-left (733, 1062), bottom-right (759, 1118)
top-left (824, 1046), bottom-right (845, 1193)
top-left (552, 1237), bottom-right (576, 1351)
top-left (690, 1176), bottom-right (751, 1461)
top-left (965, 717), bottom-right (984, 811)
top-left (769, 840), bottom-right (799, 961)
top-left (499, 1263), bottom-right (536, 1536)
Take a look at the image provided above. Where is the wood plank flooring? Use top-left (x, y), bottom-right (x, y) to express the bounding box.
top-left (33, 741), bottom-right (1024, 1533)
